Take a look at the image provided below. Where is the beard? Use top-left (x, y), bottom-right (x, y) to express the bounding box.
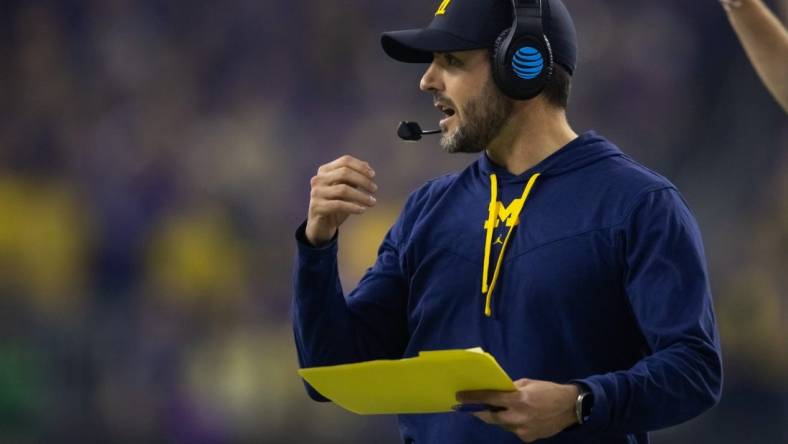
top-left (439, 79), bottom-right (514, 154)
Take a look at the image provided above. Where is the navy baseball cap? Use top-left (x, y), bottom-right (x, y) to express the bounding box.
top-left (381, 0), bottom-right (578, 76)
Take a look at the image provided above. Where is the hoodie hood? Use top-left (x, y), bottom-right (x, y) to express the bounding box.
top-left (479, 131), bottom-right (624, 182)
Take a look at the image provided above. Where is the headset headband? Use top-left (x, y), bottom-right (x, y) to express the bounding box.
top-left (512, 0), bottom-right (544, 37)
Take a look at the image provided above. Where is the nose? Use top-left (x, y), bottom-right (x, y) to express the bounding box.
top-left (419, 58), bottom-right (444, 93)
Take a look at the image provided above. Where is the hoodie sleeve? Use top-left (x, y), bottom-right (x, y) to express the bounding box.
top-left (575, 187), bottom-right (723, 432)
top-left (292, 211), bottom-right (410, 401)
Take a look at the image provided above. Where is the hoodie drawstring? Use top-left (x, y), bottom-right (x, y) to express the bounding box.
top-left (481, 172), bottom-right (540, 317)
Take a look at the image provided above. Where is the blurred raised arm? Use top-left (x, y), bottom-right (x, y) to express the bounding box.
top-left (720, 0), bottom-right (788, 112)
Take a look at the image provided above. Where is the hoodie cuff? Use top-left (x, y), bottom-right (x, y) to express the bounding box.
top-left (569, 375), bottom-right (611, 432)
top-left (295, 220), bottom-right (338, 257)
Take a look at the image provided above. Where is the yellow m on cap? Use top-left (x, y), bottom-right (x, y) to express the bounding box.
top-left (435, 0), bottom-right (452, 16)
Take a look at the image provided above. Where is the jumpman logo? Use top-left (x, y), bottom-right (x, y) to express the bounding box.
top-left (494, 235), bottom-right (504, 245)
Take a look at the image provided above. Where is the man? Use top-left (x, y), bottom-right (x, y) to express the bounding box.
top-left (293, 1), bottom-right (722, 443)
top-left (719, 0), bottom-right (788, 113)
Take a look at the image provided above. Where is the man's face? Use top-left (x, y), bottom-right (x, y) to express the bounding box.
top-left (420, 50), bottom-right (513, 153)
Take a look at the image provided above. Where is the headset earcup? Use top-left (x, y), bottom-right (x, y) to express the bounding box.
top-left (492, 30), bottom-right (554, 101)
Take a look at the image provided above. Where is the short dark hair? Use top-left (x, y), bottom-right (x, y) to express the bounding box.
top-left (542, 64), bottom-right (571, 109)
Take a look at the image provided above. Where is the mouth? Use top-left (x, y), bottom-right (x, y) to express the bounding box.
top-left (435, 102), bottom-right (457, 128)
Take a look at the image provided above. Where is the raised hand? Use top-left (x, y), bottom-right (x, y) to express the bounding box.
top-left (305, 155), bottom-right (378, 247)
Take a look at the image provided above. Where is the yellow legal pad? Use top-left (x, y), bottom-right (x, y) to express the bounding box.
top-left (297, 348), bottom-right (515, 415)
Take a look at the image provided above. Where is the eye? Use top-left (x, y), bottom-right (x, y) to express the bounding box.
top-left (444, 53), bottom-right (463, 67)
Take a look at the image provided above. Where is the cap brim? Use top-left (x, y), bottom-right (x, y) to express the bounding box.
top-left (381, 28), bottom-right (486, 63)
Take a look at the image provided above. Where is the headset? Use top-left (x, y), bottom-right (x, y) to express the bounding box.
top-left (492, 0), bottom-right (554, 100)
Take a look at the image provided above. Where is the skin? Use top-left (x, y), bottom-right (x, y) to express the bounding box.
top-left (420, 50), bottom-right (578, 174)
top-left (456, 379), bottom-right (579, 443)
top-left (305, 49), bottom-right (582, 441)
top-left (720, 0), bottom-right (788, 112)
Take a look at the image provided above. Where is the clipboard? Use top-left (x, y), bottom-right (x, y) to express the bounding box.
top-left (297, 347), bottom-right (515, 414)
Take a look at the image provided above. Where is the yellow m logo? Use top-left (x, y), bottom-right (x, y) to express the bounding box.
top-left (483, 199), bottom-right (525, 229)
top-left (435, 0), bottom-right (453, 16)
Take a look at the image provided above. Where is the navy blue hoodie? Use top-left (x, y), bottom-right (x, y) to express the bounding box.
top-left (292, 132), bottom-right (722, 443)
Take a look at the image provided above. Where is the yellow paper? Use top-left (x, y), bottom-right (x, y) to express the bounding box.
top-left (297, 348), bottom-right (515, 415)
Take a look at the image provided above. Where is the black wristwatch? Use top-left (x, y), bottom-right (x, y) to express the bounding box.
top-left (574, 384), bottom-right (594, 425)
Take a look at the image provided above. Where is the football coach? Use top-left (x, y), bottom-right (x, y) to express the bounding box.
top-left (292, 1), bottom-right (723, 443)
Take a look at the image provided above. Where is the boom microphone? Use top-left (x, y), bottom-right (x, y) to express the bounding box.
top-left (397, 121), bottom-right (441, 141)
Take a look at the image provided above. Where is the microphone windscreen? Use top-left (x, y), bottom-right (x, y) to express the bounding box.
top-left (397, 121), bottom-right (423, 141)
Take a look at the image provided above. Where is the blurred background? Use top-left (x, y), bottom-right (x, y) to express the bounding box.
top-left (0, 0), bottom-right (785, 442)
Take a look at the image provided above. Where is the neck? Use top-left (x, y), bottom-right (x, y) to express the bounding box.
top-left (485, 100), bottom-right (578, 175)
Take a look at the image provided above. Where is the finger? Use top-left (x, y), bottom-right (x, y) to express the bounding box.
top-left (456, 390), bottom-right (516, 406)
top-left (315, 184), bottom-right (377, 207)
top-left (318, 155), bottom-right (375, 178)
top-left (514, 378), bottom-right (533, 388)
top-left (472, 412), bottom-right (519, 434)
top-left (312, 200), bottom-right (366, 216)
top-left (488, 408), bottom-right (523, 427)
top-left (315, 166), bottom-right (378, 194)
top-left (473, 407), bottom-right (521, 424)
top-left (472, 411), bottom-right (495, 424)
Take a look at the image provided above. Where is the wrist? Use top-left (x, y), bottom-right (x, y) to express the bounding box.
top-left (305, 221), bottom-right (337, 248)
top-left (562, 384), bottom-right (581, 428)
